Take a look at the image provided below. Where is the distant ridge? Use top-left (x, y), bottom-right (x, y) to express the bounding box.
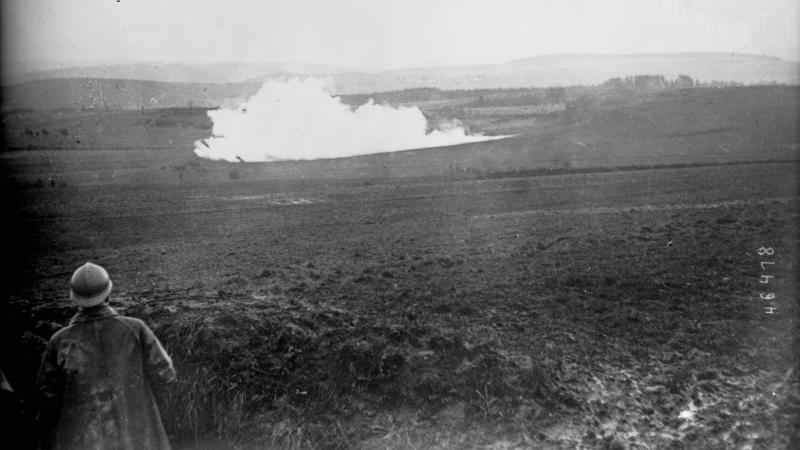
top-left (2, 62), bottom-right (353, 85)
top-left (1, 78), bottom-right (263, 111)
top-left (3, 53), bottom-right (798, 110)
top-left (335, 53), bottom-right (799, 93)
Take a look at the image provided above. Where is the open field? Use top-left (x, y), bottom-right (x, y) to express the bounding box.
top-left (3, 161), bottom-right (799, 448)
top-left (2, 85), bottom-right (799, 448)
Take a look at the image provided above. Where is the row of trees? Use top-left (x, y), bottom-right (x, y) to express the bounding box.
top-left (602, 74), bottom-right (697, 89)
top-left (601, 74), bottom-right (745, 90)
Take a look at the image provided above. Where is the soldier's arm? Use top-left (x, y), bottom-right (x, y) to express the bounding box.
top-left (35, 339), bottom-right (62, 450)
top-left (139, 322), bottom-right (177, 390)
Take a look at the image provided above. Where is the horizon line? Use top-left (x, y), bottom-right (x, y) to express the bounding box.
top-left (5, 51), bottom-right (798, 77)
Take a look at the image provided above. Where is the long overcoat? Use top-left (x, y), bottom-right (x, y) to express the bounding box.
top-left (36, 304), bottom-right (176, 450)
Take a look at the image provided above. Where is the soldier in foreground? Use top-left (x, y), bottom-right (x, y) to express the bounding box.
top-left (36, 262), bottom-right (176, 449)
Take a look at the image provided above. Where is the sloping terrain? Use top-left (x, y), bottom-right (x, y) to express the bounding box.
top-left (2, 86), bottom-right (797, 186)
top-left (1, 84), bottom-right (798, 449)
top-left (4, 53), bottom-right (798, 102)
top-left (1, 78), bottom-right (262, 111)
top-left (2, 162), bottom-right (798, 448)
top-left (3, 62), bottom-right (351, 86)
top-left (331, 53), bottom-right (799, 93)
top-left (4, 54), bottom-right (799, 112)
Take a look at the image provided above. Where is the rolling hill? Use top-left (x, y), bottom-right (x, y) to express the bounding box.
top-left (331, 53), bottom-right (800, 93)
top-left (2, 62), bottom-right (352, 85)
top-left (2, 53), bottom-right (798, 111)
top-left (1, 78), bottom-right (263, 111)
top-left (2, 85), bottom-right (797, 185)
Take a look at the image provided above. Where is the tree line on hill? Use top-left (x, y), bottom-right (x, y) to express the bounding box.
top-left (601, 74), bottom-right (745, 90)
top-left (339, 74), bottom-right (751, 109)
top-left (602, 74), bottom-right (696, 89)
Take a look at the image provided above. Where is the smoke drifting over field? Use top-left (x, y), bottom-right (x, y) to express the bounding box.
top-left (194, 78), bottom-right (510, 162)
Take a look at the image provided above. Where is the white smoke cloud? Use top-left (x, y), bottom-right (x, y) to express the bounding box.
top-left (194, 78), bottom-right (511, 162)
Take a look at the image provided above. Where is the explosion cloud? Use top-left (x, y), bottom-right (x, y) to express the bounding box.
top-left (194, 78), bottom-right (511, 162)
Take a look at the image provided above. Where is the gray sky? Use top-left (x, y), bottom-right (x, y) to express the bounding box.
top-left (3, 0), bottom-right (798, 73)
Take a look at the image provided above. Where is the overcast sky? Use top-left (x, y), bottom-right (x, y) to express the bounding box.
top-left (2, 0), bottom-right (798, 73)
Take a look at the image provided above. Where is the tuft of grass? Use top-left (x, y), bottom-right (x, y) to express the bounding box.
top-left (126, 298), bottom-right (558, 447)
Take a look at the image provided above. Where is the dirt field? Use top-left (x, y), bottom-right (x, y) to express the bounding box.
top-left (3, 159), bottom-right (798, 449)
top-left (2, 85), bottom-right (799, 449)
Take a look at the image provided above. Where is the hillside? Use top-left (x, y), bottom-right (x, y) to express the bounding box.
top-left (3, 135), bottom-right (798, 449)
top-left (1, 78), bottom-right (262, 111)
top-left (3, 54), bottom-right (798, 111)
top-left (2, 62), bottom-right (352, 85)
top-left (2, 86), bottom-right (797, 186)
top-left (2, 84), bottom-right (799, 449)
top-left (349, 53), bottom-right (799, 92)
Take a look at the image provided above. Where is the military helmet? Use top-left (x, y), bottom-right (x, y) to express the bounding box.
top-left (70, 262), bottom-right (113, 307)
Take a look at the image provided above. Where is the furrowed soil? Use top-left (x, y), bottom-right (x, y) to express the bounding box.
top-left (3, 161), bottom-right (798, 449)
top-left (2, 85), bottom-right (799, 448)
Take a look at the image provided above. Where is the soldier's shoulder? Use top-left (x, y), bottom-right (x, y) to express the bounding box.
top-left (111, 314), bottom-right (155, 337)
top-left (48, 324), bottom-right (75, 342)
top-left (113, 314), bottom-right (148, 329)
